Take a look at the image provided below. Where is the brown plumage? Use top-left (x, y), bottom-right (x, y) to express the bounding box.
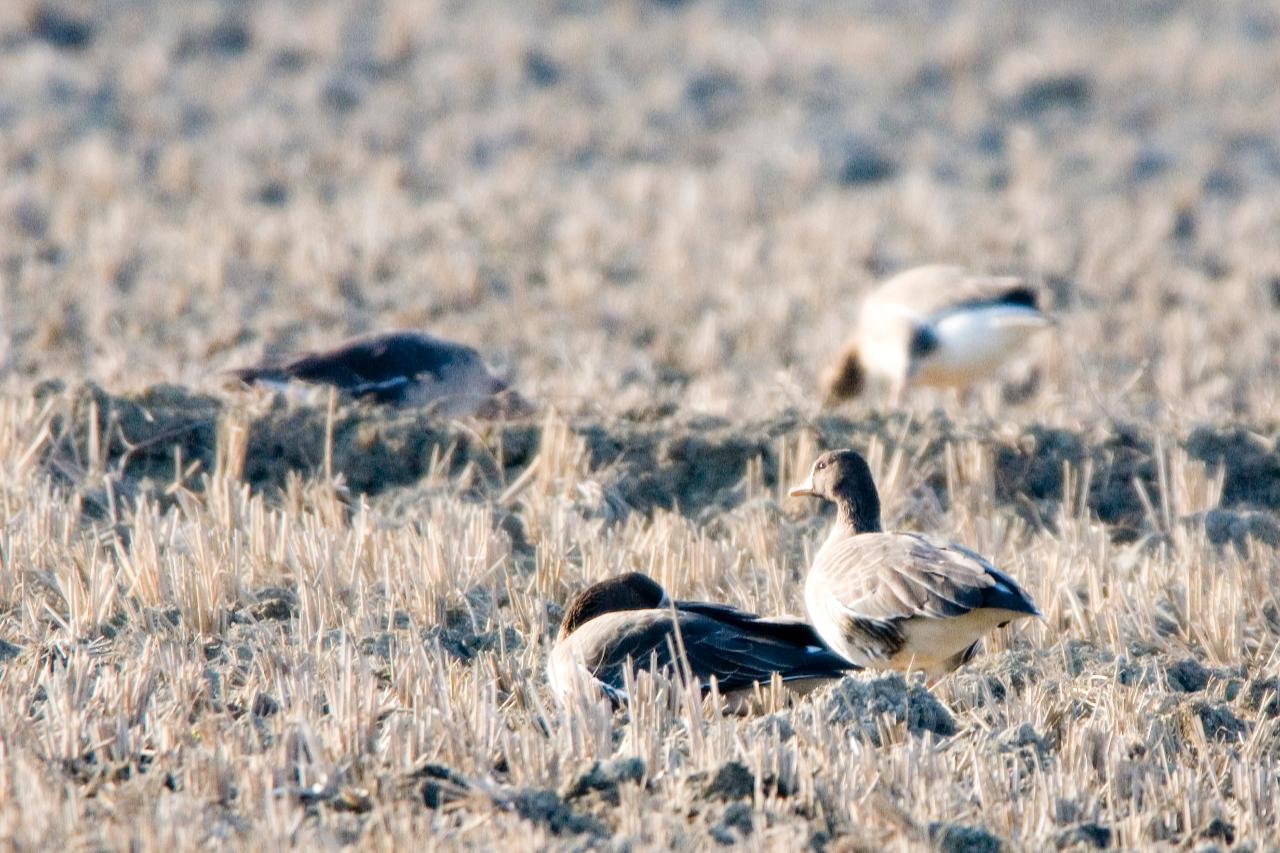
top-left (790, 449), bottom-right (1040, 679)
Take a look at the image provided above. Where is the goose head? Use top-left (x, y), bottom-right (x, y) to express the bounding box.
top-left (556, 573), bottom-right (670, 641)
top-left (789, 449), bottom-right (883, 534)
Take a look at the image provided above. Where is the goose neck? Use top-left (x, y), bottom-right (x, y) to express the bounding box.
top-left (835, 496), bottom-right (882, 535)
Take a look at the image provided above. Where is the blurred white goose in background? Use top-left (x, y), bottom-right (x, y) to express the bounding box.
top-left (822, 265), bottom-right (1052, 406)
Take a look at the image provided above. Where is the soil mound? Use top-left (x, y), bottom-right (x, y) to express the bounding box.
top-left (33, 382), bottom-right (1280, 541)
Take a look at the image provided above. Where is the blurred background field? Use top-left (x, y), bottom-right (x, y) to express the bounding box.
top-left (3, 0), bottom-right (1278, 421)
top-left (1, 0), bottom-right (1279, 849)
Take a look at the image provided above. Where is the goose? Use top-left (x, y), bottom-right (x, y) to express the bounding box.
top-left (229, 330), bottom-right (528, 416)
top-left (547, 572), bottom-right (855, 708)
top-left (789, 449), bottom-right (1039, 681)
top-left (821, 265), bottom-right (1051, 405)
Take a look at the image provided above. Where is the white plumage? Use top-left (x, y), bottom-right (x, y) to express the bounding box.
top-left (823, 265), bottom-right (1051, 405)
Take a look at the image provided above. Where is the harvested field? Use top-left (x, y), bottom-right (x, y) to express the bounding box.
top-left (2, 0), bottom-right (1280, 850)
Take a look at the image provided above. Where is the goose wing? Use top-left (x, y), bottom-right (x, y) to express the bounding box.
top-left (673, 600), bottom-right (835, 650)
top-left (574, 609), bottom-right (854, 699)
top-left (871, 265), bottom-right (1039, 318)
top-left (675, 614), bottom-right (856, 694)
top-left (810, 532), bottom-right (1038, 660)
top-left (284, 331), bottom-right (478, 386)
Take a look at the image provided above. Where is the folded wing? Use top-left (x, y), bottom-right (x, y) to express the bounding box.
top-left (230, 331), bottom-right (482, 395)
top-left (811, 532), bottom-right (1038, 662)
top-left (870, 265), bottom-right (1039, 319)
top-left (579, 608), bottom-right (855, 699)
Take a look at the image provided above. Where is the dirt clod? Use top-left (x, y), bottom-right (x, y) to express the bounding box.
top-left (1054, 823), bottom-right (1112, 850)
top-left (1000, 722), bottom-right (1050, 756)
top-left (821, 675), bottom-right (956, 745)
top-left (1187, 427), bottom-right (1280, 510)
top-left (699, 762), bottom-right (755, 801)
top-left (28, 4), bottom-right (94, 49)
top-left (1200, 817), bottom-right (1235, 844)
top-left (507, 788), bottom-right (606, 837)
top-left (747, 713), bottom-right (795, 742)
top-left (1192, 702), bottom-right (1248, 742)
top-left (1166, 658), bottom-right (1211, 693)
top-left (249, 589), bottom-right (296, 622)
top-left (411, 764), bottom-right (471, 809)
top-left (928, 822), bottom-right (1004, 853)
top-left (1239, 678), bottom-right (1280, 717)
top-left (1202, 508), bottom-right (1280, 550)
top-left (560, 757), bottom-right (645, 803)
top-left (250, 693), bottom-right (279, 718)
top-left (710, 801), bottom-right (755, 844)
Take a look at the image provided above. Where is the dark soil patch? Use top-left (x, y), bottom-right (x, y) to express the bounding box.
top-left (1239, 678), bottom-right (1280, 717)
top-left (1191, 702), bottom-right (1248, 742)
top-left (28, 3), bottom-right (95, 50)
top-left (33, 384), bottom-right (1280, 539)
top-left (39, 381), bottom-right (221, 490)
top-left (410, 763), bottom-right (471, 809)
top-left (698, 761), bottom-right (755, 801)
top-left (507, 787), bottom-right (606, 837)
top-left (929, 821), bottom-right (1005, 853)
top-left (1166, 658), bottom-right (1212, 693)
top-left (710, 801), bottom-right (755, 844)
top-left (1187, 427), bottom-right (1280, 509)
top-left (0, 639), bottom-right (21, 663)
top-left (1200, 508), bottom-right (1280, 550)
top-left (1054, 822), bottom-right (1112, 849)
top-left (560, 757), bottom-right (646, 804)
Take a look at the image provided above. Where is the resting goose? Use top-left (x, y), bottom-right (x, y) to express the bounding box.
top-left (229, 330), bottom-right (528, 416)
top-left (790, 449), bottom-right (1039, 680)
top-left (822, 265), bottom-right (1051, 405)
top-left (547, 572), bottom-right (855, 707)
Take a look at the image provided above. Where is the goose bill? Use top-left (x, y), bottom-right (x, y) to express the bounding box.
top-left (788, 479), bottom-right (815, 497)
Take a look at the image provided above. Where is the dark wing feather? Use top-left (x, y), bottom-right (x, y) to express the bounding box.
top-left (673, 601), bottom-right (832, 649)
top-left (682, 621), bottom-right (855, 694)
top-left (586, 612), bottom-right (683, 693)
top-left (284, 332), bottom-right (478, 386)
top-left (943, 543), bottom-right (1040, 615)
top-left (582, 610), bottom-right (853, 698)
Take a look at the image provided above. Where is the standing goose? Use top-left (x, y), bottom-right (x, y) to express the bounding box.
top-left (789, 449), bottom-right (1039, 680)
top-left (822, 265), bottom-right (1051, 405)
top-left (229, 330), bottom-right (529, 417)
top-left (548, 572), bottom-right (856, 707)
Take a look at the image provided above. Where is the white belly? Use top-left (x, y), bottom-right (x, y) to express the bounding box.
top-left (887, 608), bottom-right (1028, 674)
top-left (914, 306), bottom-right (1048, 387)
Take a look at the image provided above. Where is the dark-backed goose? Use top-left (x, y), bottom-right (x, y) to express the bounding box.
top-left (822, 265), bottom-right (1050, 405)
top-left (229, 330), bottom-right (528, 416)
top-left (790, 449), bottom-right (1039, 680)
top-left (547, 572), bottom-right (855, 707)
